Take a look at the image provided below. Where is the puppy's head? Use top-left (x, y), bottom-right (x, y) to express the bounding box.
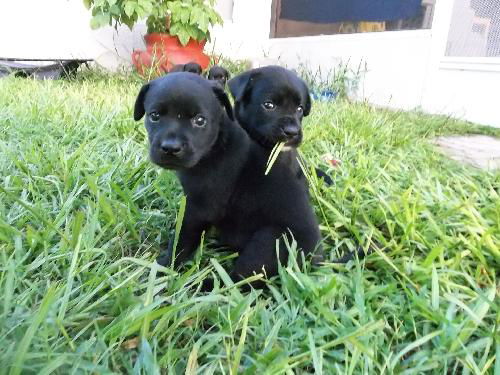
top-left (228, 65), bottom-right (311, 149)
top-left (134, 73), bottom-right (233, 170)
top-left (168, 62), bottom-right (202, 75)
top-left (183, 62), bottom-right (203, 75)
top-left (208, 65), bottom-right (230, 88)
top-left (168, 64), bottom-right (185, 73)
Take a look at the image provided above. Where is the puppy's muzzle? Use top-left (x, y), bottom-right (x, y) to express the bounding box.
top-left (159, 138), bottom-right (185, 156)
top-left (281, 123), bottom-right (300, 139)
top-left (280, 122), bottom-right (302, 144)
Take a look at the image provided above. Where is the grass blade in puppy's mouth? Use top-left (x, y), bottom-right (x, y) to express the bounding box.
top-left (265, 142), bottom-right (285, 175)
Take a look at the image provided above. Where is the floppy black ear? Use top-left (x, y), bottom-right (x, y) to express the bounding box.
top-left (300, 80), bottom-right (312, 117)
top-left (211, 84), bottom-right (234, 121)
top-left (227, 70), bottom-right (254, 102)
top-left (134, 83), bottom-right (150, 121)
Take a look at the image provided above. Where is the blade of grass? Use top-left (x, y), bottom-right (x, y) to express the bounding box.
top-left (450, 286), bottom-right (496, 353)
top-left (308, 329), bottom-right (322, 375)
top-left (372, 243), bottom-right (419, 290)
top-left (58, 211), bottom-right (85, 320)
top-left (141, 262), bottom-right (159, 339)
top-left (431, 266), bottom-right (439, 311)
top-left (290, 320), bottom-right (384, 365)
top-left (231, 311), bottom-right (250, 375)
top-left (265, 142), bottom-right (285, 175)
top-left (171, 195), bottom-right (187, 267)
top-left (390, 330), bottom-right (442, 370)
top-left (494, 342), bottom-right (499, 375)
top-left (185, 341), bottom-right (200, 375)
top-left (10, 285), bottom-right (59, 375)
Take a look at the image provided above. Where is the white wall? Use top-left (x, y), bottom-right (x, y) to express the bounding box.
top-left (208, 0), bottom-right (274, 60)
top-left (1, 0), bottom-right (498, 128)
top-left (209, 2), bottom-right (434, 111)
top-left (0, 0), bottom-right (146, 70)
top-left (208, 0), bottom-right (500, 128)
top-left (264, 31), bottom-right (433, 111)
top-left (423, 65), bottom-right (500, 126)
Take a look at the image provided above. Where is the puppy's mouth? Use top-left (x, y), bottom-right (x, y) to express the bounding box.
top-left (283, 136), bottom-right (301, 148)
top-left (149, 150), bottom-right (198, 170)
top-left (275, 133), bottom-right (302, 149)
top-left (275, 122), bottom-right (303, 148)
top-left (152, 158), bottom-right (199, 170)
top-left (153, 160), bottom-right (184, 170)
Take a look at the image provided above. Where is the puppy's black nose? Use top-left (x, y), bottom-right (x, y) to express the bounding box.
top-left (160, 139), bottom-right (183, 155)
top-left (282, 124), bottom-right (300, 138)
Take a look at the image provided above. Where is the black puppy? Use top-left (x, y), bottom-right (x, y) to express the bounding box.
top-left (228, 65), bottom-right (333, 185)
top-left (207, 65), bottom-right (230, 88)
top-left (230, 67), bottom-right (372, 264)
top-left (169, 62), bottom-right (203, 75)
top-left (134, 73), bottom-right (322, 289)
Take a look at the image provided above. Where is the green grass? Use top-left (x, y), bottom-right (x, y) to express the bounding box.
top-left (0, 71), bottom-right (499, 374)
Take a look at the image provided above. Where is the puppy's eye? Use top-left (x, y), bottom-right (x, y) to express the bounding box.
top-left (149, 112), bottom-right (160, 122)
top-left (262, 101), bottom-right (276, 110)
top-left (192, 115), bottom-right (207, 128)
top-left (296, 106), bottom-right (304, 114)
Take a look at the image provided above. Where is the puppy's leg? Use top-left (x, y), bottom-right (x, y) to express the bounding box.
top-left (200, 227), bottom-right (321, 292)
top-left (230, 227), bottom-right (321, 290)
top-left (230, 227), bottom-right (289, 290)
top-left (157, 206), bottom-right (207, 267)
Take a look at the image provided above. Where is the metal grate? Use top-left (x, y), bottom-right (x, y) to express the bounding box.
top-left (446, 0), bottom-right (500, 57)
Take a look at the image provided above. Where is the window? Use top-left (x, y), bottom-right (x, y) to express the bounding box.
top-left (270, 0), bottom-right (435, 38)
top-left (446, 0), bottom-right (500, 57)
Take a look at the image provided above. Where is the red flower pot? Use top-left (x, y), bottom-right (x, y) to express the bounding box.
top-left (132, 33), bottom-right (210, 76)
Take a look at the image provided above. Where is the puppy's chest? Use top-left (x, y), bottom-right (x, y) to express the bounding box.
top-left (187, 186), bottom-right (231, 219)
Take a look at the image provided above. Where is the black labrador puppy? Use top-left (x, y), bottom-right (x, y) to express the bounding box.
top-left (169, 62), bottom-right (203, 75)
top-left (229, 66), bottom-right (372, 263)
top-left (134, 73), bottom-right (322, 289)
top-left (207, 65), bottom-right (230, 88)
top-left (228, 65), bottom-right (333, 185)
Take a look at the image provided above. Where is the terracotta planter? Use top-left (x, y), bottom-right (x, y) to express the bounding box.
top-left (132, 33), bottom-right (210, 76)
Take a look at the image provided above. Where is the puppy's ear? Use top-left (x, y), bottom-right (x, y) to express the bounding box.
top-left (211, 83), bottom-right (234, 121)
top-left (300, 80), bottom-right (312, 117)
top-left (227, 70), bottom-right (254, 102)
top-left (134, 83), bottom-right (150, 121)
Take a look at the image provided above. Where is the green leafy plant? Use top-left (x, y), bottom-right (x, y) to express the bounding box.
top-left (83, 0), bottom-right (223, 46)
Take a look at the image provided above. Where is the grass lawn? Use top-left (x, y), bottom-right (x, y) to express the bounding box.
top-left (0, 71), bottom-right (499, 374)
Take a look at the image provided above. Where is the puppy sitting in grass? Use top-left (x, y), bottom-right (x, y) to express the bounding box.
top-left (228, 65), bottom-right (333, 185)
top-left (228, 66), bottom-right (369, 263)
top-left (169, 62), bottom-right (203, 75)
top-left (134, 73), bottom-right (322, 289)
top-left (207, 65), bottom-right (230, 89)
